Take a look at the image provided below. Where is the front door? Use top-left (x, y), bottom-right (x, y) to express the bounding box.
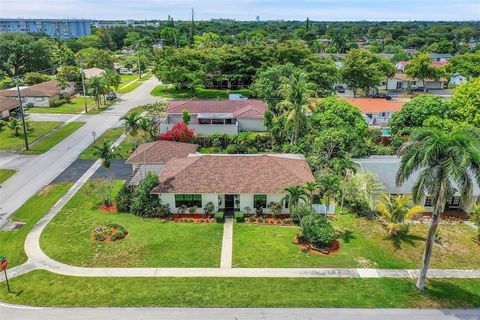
top-left (224, 195), bottom-right (235, 210)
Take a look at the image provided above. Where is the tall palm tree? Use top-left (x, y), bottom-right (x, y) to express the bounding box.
top-left (139, 117), bottom-right (158, 142)
top-left (375, 194), bottom-right (425, 235)
top-left (86, 76), bottom-right (103, 110)
top-left (317, 174), bottom-right (341, 213)
top-left (121, 112), bottom-right (142, 147)
top-left (396, 127), bottom-right (480, 290)
top-left (303, 181), bottom-right (319, 208)
top-left (277, 71), bottom-right (315, 144)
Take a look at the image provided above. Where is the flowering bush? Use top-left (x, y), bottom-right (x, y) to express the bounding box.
top-left (159, 122), bottom-right (195, 143)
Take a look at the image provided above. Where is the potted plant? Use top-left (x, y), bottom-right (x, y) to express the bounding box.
top-left (204, 201), bottom-right (215, 218)
top-left (179, 204), bottom-right (188, 214)
top-left (189, 206), bottom-right (197, 215)
top-left (244, 206), bottom-right (252, 215)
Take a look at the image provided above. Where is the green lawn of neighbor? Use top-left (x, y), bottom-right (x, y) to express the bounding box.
top-left (0, 169), bottom-right (16, 185)
top-left (1, 270), bottom-right (480, 308)
top-left (0, 121), bottom-right (62, 151)
top-left (40, 180), bottom-right (223, 267)
top-left (233, 214), bottom-right (480, 269)
top-left (23, 122), bottom-right (85, 154)
top-left (78, 127), bottom-right (136, 160)
top-left (0, 183), bottom-right (72, 268)
top-left (27, 97), bottom-right (96, 114)
top-left (118, 81), bottom-right (142, 94)
top-left (150, 85), bottom-right (251, 99)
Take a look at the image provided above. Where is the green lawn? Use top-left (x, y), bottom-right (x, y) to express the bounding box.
top-left (150, 85), bottom-right (251, 99)
top-left (0, 169), bottom-right (16, 185)
top-left (0, 183), bottom-right (72, 268)
top-left (78, 127), bottom-right (136, 160)
top-left (0, 121), bottom-right (62, 151)
top-left (23, 122), bottom-right (85, 154)
top-left (118, 81), bottom-right (142, 94)
top-left (233, 214), bottom-right (480, 269)
top-left (40, 180), bottom-right (223, 267)
top-left (27, 97), bottom-right (96, 114)
top-left (1, 271), bottom-right (480, 308)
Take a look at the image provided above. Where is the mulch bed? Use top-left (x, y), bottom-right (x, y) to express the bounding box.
top-left (100, 204), bottom-right (118, 213)
top-left (245, 217), bottom-right (294, 226)
top-left (293, 236), bottom-right (340, 256)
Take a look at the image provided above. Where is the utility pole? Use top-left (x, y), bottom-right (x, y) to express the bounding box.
top-left (190, 8), bottom-right (195, 46)
top-left (80, 58), bottom-right (88, 114)
top-left (13, 76), bottom-right (29, 151)
top-left (136, 42), bottom-right (142, 80)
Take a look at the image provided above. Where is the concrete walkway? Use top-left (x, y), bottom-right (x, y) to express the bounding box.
top-left (1, 305), bottom-right (479, 320)
top-left (220, 217), bottom-right (233, 268)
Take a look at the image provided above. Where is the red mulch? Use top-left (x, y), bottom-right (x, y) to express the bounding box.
top-left (293, 236), bottom-right (340, 256)
top-left (100, 204), bottom-right (118, 213)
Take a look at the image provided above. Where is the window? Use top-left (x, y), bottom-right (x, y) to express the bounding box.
top-left (198, 119), bottom-right (210, 125)
top-left (253, 194), bottom-right (267, 209)
top-left (450, 196), bottom-right (460, 206)
top-left (424, 196), bottom-right (433, 207)
top-left (35, 97), bottom-right (45, 101)
top-left (225, 118), bottom-right (233, 124)
top-left (175, 194), bottom-right (202, 208)
top-left (212, 119), bottom-right (224, 124)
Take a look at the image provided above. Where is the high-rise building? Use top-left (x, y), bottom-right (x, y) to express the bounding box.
top-left (0, 18), bottom-right (91, 39)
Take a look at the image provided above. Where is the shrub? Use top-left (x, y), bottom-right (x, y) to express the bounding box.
top-left (115, 183), bottom-right (134, 212)
top-left (247, 147), bottom-right (258, 154)
top-left (215, 211), bottom-right (224, 223)
top-left (204, 201), bottom-right (215, 215)
top-left (299, 215), bottom-right (336, 249)
top-left (50, 98), bottom-right (67, 108)
top-left (159, 122), bottom-right (194, 143)
top-left (471, 205), bottom-right (480, 240)
top-left (0, 78), bottom-right (16, 89)
top-left (23, 72), bottom-right (50, 85)
top-left (130, 173), bottom-right (162, 217)
top-left (226, 144), bottom-right (239, 154)
top-left (290, 205), bottom-right (315, 224)
top-left (234, 211), bottom-right (245, 223)
top-left (188, 206), bottom-right (197, 214)
top-left (267, 201), bottom-right (282, 217)
top-left (243, 206), bottom-right (252, 215)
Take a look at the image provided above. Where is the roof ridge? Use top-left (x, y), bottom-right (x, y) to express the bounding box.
top-left (270, 156), bottom-right (307, 182)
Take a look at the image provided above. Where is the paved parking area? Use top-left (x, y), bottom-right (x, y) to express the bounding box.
top-left (52, 159), bottom-right (131, 184)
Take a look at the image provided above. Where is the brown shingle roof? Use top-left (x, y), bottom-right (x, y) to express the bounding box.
top-left (83, 68), bottom-right (105, 79)
top-left (167, 100), bottom-right (267, 119)
top-left (0, 80), bottom-right (63, 98)
top-left (0, 96), bottom-right (19, 113)
top-left (126, 140), bottom-right (198, 164)
top-left (151, 155), bottom-right (315, 194)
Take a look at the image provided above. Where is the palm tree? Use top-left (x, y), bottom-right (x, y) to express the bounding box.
top-left (303, 181), bottom-right (319, 208)
top-left (375, 194), bottom-right (425, 235)
top-left (283, 185), bottom-right (308, 208)
top-left (277, 71), bottom-right (315, 144)
top-left (139, 117), bottom-right (158, 142)
top-left (92, 139), bottom-right (118, 169)
top-left (121, 112), bottom-right (142, 147)
top-left (317, 174), bottom-right (341, 213)
top-left (104, 69), bottom-right (121, 92)
top-left (86, 76), bottom-right (103, 110)
top-left (396, 127), bottom-right (480, 290)
top-left (7, 117), bottom-right (23, 137)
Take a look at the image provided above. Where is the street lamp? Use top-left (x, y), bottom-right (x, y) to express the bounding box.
top-left (12, 76), bottom-right (29, 151)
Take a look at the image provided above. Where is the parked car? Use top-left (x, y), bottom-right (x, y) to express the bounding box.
top-left (119, 68), bottom-right (133, 75)
top-left (335, 85), bottom-right (345, 93)
top-left (408, 87), bottom-right (428, 93)
top-left (369, 93), bottom-right (392, 100)
top-left (106, 92), bottom-right (117, 101)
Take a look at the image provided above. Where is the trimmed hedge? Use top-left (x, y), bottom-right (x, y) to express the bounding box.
top-left (215, 211), bottom-right (224, 223)
top-left (234, 211), bottom-right (245, 223)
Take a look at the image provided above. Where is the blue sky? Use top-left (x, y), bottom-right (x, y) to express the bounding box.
top-left (1, 0), bottom-right (479, 21)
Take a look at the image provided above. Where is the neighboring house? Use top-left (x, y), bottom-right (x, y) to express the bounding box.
top-left (150, 153), bottom-right (315, 214)
top-left (126, 140), bottom-right (198, 186)
top-left (395, 61), bottom-right (410, 72)
top-left (342, 98), bottom-right (404, 126)
top-left (83, 68), bottom-right (105, 79)
top-left (354, 156), bottom-right (479, 214)
top-left (386, 73), bottom-right (447, 91)
top-left (450, 73), bottom-right (468, 86)
top-left (0, 80), bottom-right (75, 107)
top-left (429, 53), bottom-right (453, 62)
top-left (404, 48), bottom-right (418, 57)
top-left (160, 100), bottom-right (268, 135)
top-left (0, 96), bottom-right (20, 119)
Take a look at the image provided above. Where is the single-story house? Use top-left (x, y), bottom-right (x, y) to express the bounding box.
top-left (83, 67), bottom-right (105, 79)
top-left (404, 48), bottom-right (418, 57)
top-left (0, 80), bottom-right (75, 107)
top-left (386, 73), bottom-right (447, 91)
top-left (126, 140), bottom-right (198, 185)
top-left (160, 99), bottom-right (268, 136)
top-left (430, 53), bottom-right (453, 62)
top-left (0, 96), bottom-right (20, 119)
top-left (150, 153), bottom-right (315, 214)
top-left (395, 60), bottom-right (447, 72)
top-left (342, 98), bottom-right (404, 126)
top-left (450, 73), bottom-right (468, 86)
top-left (354, 156), bottom-right (480, 214)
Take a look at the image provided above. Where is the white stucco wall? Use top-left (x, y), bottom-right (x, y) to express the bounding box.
top-left (238, 118), bottom-right (267, 132)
